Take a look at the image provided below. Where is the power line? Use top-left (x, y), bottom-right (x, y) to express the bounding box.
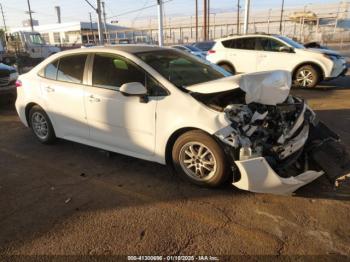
top-left (106, 0), bottom-right (173, 19)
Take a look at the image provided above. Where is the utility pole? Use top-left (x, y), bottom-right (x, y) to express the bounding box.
top-left (26, 0), bottom-right (34, 31)
top-left (195, 0), bottom-right (198, 42)
top-left (101, 1), bottom-right (109, 43)
top-left (243, 0), bottom-right (250, 34)
top-left (203, 0), bottom-right (207, 40)
top-left (96, 0), bottom-right (104, 44)
top-left (83, 0), bottom-right (104, 44)
top-left (207, 0), bottom-right (210, 39)
top-left (279, 0), bottom-right (285, 34)
top-left (89, 12), bottom-right (96, 44)
top-left (157, 0), bottom-right (164, 46)
top-left (0, 4), bottom-right (7, 31)
top-left (237, 0), bottom-right (240, 34)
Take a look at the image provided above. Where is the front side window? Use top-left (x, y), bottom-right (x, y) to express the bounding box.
top-left (92, 53), bottom-right (167, 96)
top-left (57, 54), bottom-right (87, 84)
top-left (92, 53), bottom-right (145, 90)
top-left (136, 49), bottom-right (227, 88)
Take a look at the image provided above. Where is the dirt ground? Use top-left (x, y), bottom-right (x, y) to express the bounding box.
top-left (0, 74), bottom-right (350, 258)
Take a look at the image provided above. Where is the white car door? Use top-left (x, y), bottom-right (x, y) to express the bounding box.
top-left (224, 37), bottom-right (258, 73)
top-left (255, 37), bottom-right (296, 72)
top-left (84, 53), bottom-right (159, 156)
top-left (40, 54), bottom-right (89, 139)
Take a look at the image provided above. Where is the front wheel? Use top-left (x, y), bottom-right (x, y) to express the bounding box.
top-left (294, 65), bottom-right (320, 88)
top-left (172, 130), bottom-right (229, 187)
top-left (29, 105), bottom-right (56, 144)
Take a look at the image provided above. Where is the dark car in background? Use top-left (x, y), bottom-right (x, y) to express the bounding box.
top-left (191, 41), bottom-right (215, 54)
top-left (0, 63), bottom-right (18, 96)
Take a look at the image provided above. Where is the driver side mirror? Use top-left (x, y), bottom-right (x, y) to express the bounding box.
top-left (120, 82), bottom-right (147, 96)
top-left (279, 46), bottom-right (294, 53)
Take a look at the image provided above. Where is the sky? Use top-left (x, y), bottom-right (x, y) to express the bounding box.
top-left (0, 0), bottom-right (343, 28)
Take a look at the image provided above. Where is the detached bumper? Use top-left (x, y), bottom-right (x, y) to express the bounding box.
top-left (233, 157), bottom-right (324, 195)
top-left (326, 60), bottom-right (348, 80)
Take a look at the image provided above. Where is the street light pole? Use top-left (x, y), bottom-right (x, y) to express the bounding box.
top-left (243, 0), bottom-right (250, 34)
top-left (279, 0), bottom-right (285, 34)
top-left (157, 0), bottom-right (164, 46)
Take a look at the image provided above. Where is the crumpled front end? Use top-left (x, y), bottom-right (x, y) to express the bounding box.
top-left (211, 71), bottom-right (348, 195)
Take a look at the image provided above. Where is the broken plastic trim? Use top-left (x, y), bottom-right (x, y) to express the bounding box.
top-left (233, 157), bottom-right (324, 195)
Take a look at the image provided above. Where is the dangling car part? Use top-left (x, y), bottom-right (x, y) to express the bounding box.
top-left (189, 70), bottom-right (350, 195)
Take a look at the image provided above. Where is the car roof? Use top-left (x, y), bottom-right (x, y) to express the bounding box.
top-left (216, 34), bottom-right (278, 42)
top-left (57, 44), bottom-right (167, 57)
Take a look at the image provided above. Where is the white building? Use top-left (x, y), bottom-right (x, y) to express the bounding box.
top-left (11, 21), bottom-right (130, 46)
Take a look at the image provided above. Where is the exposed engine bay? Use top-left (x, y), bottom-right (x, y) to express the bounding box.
top-left (189, 71), bottom-right (350, 194)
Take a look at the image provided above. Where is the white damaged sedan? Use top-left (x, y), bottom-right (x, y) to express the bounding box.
top-left (15, 45), bottom-right (347, 194)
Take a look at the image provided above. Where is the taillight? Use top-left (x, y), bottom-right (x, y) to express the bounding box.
top-left (207, 50), bottom-right (216, 54)
top-left (15, 80), bottom-right (22, 87)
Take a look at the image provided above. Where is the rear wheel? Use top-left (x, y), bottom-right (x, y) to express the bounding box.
top-left (29, 106), bottom-right (56, 144)
top-left (172, 130), bottom-right (229, 187)
top-left (294, 65), bottom-right (320, 88)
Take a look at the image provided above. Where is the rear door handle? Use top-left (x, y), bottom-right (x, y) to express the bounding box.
top-left (45, 86), bottom-right (55, 92)
top-left (89, 95), bottom-right (101, 102)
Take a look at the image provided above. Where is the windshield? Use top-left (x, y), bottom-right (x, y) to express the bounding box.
top-left (136, 49), bottom-right (229, 88)
top-left (29, 34), bottom-right (45, 45)
top-left (276, 36), bottom-right (305, 49)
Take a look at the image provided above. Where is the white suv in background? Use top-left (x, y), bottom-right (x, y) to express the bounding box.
top-left (207, 34), bottom-right (348, 88)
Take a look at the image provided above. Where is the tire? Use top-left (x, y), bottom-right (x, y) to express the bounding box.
top-left (29, 105), bottom-right (56, 144)
top-left (219, 63), bottom-right (235, 74)
top-left (172, 130), bottom-right (229, 187)
top-left (293, 65), bottom-right (320, 88)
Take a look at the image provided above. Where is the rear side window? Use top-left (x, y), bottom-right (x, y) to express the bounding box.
top-left (222, 39), bottom-right (233, 48)
top-left (231, 38), bottom-right (256, 50)
top-left (57, 54), bottom-right (87, 84)
top-left (42, 60), bottom-right (59, 80)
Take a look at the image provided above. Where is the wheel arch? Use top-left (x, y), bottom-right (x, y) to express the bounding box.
top-left (25, 102), bottom-right (51, 127)
top-left (165, 127), bottom-right (210, 166)
top-left (292, 62), bottom-right (325, 82)
top-left (216, 60), bottom-right (236, 73)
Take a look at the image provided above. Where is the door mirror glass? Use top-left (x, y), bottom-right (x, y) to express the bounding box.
top-left (279, 46), bottom-right (293, 53)
top-left (120, 82), bottom-right (147, 96)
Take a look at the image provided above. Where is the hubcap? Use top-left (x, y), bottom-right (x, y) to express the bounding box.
top-left (296, 69), bottom-right (314, 87)
top-left (31, 112), bottom-right (49, 140)
top-left (179, 142), bottom-right (217, 182)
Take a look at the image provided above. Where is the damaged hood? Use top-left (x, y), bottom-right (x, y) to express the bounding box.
top-left (306, 48), bottom-right (341, 56)
top-left (187, 70), bottom-right (292, 106)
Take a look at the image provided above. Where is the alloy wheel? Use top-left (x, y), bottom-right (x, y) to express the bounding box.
top-left (31, 112), bottom-right (49, 140)
top-left (179, 142), bottom-right (217, 182)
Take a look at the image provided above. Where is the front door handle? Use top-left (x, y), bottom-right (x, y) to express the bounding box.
top-left (45, 86), bottom-right (55, 92)
top-left (89, 95), bottom-right (101, 103)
